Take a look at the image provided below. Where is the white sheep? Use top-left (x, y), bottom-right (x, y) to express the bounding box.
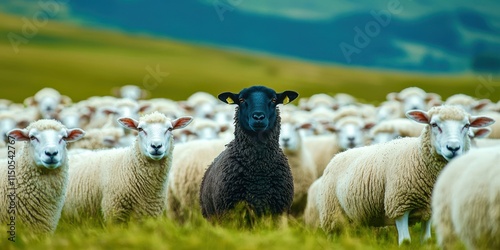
top-left (112, 85), bottom-right (149, 100)
top-left (62, 112), bottom-right (192, 223)
top-left (334, 93), bottom-right (357, 108)
top-left (83, 96), bottom-right (119, 129)
top-left (468, 127), bottom-right (500, 148)
top-left (478, 111), bottom-right (500, 139)
top-left (165, 139), bottom-right (228, 222)
top-left (57, 103), bottom-right (92, 129)
top-left (24, 88), bottom-right (72, 119)
top-left (141, 98), bottom-right (184, 119)
top-left (376, 100), bottom-right (403, 122)
top-left (173, 118), bottom-right (230, 143)
top-left (298, 93), bottom-right (336, 111)
top-left (0, 99), bottom-right (12, 111)
top-left (432, 145), bottom-right (500, 249)
top-left (180, 91), bottom-right (219, 118)
top-left (305, 115), bottom-right (372, 176)
top-left (303, 176), bottom-right (323, 228)
top-left (473, 137), bottom-right (500, 148)
top-left (0, 119), bottom-right (84, 234)
top-left (444, 93), bottom-right (490, 114)
top-left (306, 107), bottom-right (337, 135)
top-left (387, 87), bottom-right (441, 116)
top-left (279, 118), bottom-right (317, 215)
top-left (67, 127), bottom-right (125, 150)
top-left (369, 118), bottom-right (424, 144)
top-left (316, 105), bottom-right (494, 245)
top-left (0, 110), bottom-right (18, 144)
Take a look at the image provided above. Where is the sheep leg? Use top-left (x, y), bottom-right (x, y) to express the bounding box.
top-left (421, 219), bottom-right (431, 243)
top-left (395, 211), bottom-right (411, 245)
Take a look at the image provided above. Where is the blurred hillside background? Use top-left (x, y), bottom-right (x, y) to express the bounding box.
top-left (1, 0), bottom-right (499, 103)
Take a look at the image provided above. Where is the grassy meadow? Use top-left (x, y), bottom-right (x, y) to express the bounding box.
top-left (0, 12), bottom-right (486, 250)
top-left (2, 212), bottom-right (457, 250)
top-left (1, 13), bottom-right (497, 104)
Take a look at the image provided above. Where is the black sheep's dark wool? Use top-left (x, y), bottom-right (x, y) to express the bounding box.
top-left (199, 86), bottom-right (299, 223)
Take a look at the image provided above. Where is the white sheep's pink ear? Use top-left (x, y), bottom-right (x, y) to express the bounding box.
top-left (138, 103), bottom-right (151, 113)
top-left (471, 128), bottom-right (491, 139)
top-left (425, 93), bottom-right (441, 102)
top-left (469, 115), bottom-right (495, 128)
top-left (297, 123), bottom-right (313, 130)
top-left (117, 117), bottom-right (139, 131)
top-left (65, 128), bottom-right (85, 142)
top-left (325, 124), bottom-right (338, 133)
top-left (103, 108), bottom-right (118, 116)
top-left (219, 124), bottom-right (230, 133)
top-left (7, 129), bottom-right (30, 141)
top-left (61, 95), bottom-right (72, 105)
top-left (23, 96), bottom-right (37, 106)
top-left (171, 116), bottom-right (193, 130)
top-left (363, 122), bottom-right (376, 130)
top-left (387, 92), bottom-right (404, 102)
top-left (406, 110), bottom-right (430, 124)
top-left (472, 99), bottom-right (491, 112)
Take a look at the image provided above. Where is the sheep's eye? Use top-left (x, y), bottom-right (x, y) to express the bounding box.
top-left (431, 123), bottom-right (438, 128)
top-left (167, 127), bottom-right (173, 132)
top-left (464, 124), bottom-right (470, 129)
top-left (239, 98), bottom-right (245, 104)
top-left (30, 136), bottom-right (37, 141)
top-left (271, 98), bottom-right (277, 103)
top-left (137, 127), bottom-right (143, 132)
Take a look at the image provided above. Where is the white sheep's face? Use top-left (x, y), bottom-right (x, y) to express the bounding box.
top-left (138, 122), bottom-right (172, 160)
top-left (118, 115), bottom-right (193, 161)
top-left (8, 125), bottom-right (85, 169)
top-left (279, 123), bottom-right (301, 152)
top-left (120, 86), bottom-right (142, 100)
top-left (429, 117), bottom-right (471, 161)
top-left (376, 103), bottom-right (400, 122)
top-left (38, 96), bottom-right (60, 119)
top-left (406, 108), bottom-right (495, 161)
top-left (372, 132), bottom-right (400, 144)
top-left (196, 103), bottom-right (215, 118)
top-left (337, 122), bottom-right (365, 150)
top-left (59, 112), bottom-right (81, 129)
top-left (403, 95), bottom-right (426, 113)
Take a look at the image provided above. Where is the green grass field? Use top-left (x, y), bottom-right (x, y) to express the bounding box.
top-left (1, 12), bottom-right (497, 104)
top-left (3, 212), bottom-right (461, 250)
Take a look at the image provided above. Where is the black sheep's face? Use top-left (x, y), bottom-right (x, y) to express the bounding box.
top-left (218, 86), bottom-right (299, 133)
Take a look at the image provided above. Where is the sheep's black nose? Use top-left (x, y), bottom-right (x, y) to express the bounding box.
top-left (282, 138), bottom-right (290, 143)
top-left (45, 151), bottom-right (58, 157)
top-left (151, 144), bottom-right (162, 150)
top-left (347, 136), bottom-right (355, 142)
top-left (252, 112), bottom-right (265, 121)
top-left (446, 145), bottom-right (460, 153)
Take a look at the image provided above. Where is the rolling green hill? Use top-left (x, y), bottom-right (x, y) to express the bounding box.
top-left (1, 12), bottom-right (496, 104)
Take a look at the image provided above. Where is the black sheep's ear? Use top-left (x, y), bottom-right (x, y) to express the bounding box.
top-left (218, 92), bottom-right (239, 105)
top-left (276, 91), bottom-right (299, 105)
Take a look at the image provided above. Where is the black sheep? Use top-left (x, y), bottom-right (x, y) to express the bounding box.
top-left (199, 86), bottom-right (299, 223)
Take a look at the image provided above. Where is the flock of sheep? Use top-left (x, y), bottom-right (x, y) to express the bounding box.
top-left (0, 85), bottom-right (499, 249)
